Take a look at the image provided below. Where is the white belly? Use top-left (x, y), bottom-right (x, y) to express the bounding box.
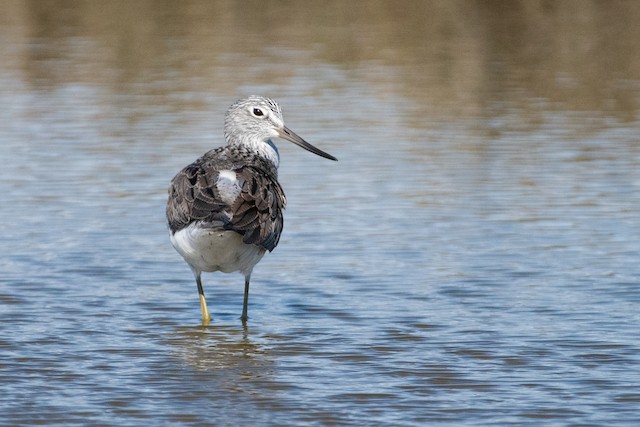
top-left (170, 223), bottom-right (265, 275)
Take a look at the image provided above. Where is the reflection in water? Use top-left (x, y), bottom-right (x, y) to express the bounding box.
top-left (0, 1), bottom-right (639, 425)
top-left (168, 324), bottom-right (270, 374)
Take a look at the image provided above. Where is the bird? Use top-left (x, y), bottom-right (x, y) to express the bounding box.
top-left (166, 95), bottom-right (337, 323)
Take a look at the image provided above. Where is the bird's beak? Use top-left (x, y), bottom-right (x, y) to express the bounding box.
top-left (277, 126), bottom-right (337, 161)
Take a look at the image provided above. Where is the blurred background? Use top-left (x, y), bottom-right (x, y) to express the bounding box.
top-left (1, 1), bottom-right (639, 425)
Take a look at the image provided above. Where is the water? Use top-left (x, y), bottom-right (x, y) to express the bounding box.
top-left (1, 1), bottom-right (640, 425)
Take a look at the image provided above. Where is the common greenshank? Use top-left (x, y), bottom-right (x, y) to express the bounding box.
top-left (166, 96), bottom-right (337, 323)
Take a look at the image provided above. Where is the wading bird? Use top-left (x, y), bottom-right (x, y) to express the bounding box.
top-left (166, 96), bottom-right (337, 323)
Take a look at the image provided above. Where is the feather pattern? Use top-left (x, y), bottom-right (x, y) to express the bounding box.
top-left (167, 145), bottom-right (286, 252)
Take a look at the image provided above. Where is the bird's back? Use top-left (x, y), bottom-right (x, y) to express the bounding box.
top-left (167, 145), bottom-right (286, 252)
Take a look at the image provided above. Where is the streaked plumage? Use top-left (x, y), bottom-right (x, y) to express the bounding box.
top-left (166, 96), bottom-right (337, 323)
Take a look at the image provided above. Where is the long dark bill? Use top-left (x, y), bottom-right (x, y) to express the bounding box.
top-left (278, 126), bottom-right (337, 161)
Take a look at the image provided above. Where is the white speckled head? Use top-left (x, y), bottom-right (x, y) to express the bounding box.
top-left (223, 95), bottom-right (337, 167)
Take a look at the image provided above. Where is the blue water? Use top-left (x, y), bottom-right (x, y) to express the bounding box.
top-left (1, 2), bottom-right (640, 425)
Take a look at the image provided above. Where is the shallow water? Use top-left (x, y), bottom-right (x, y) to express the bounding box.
top-left (1, 1), bottom-right (640, 425)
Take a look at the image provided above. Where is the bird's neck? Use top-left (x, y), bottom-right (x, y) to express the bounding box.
top-left (225, 132), bottom-right (280, 170)
top-left (262, 139), bottom-right (281, 167)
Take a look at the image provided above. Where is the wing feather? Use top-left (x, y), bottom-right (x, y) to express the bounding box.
top-left (167, 154), bottom-right (286, 252)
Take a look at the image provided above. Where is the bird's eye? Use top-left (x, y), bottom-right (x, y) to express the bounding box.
top-left (253, 108), bottom-right (264, 117)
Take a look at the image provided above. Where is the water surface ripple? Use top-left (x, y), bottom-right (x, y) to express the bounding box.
top-left (1, 1), bottom-right (640, 425)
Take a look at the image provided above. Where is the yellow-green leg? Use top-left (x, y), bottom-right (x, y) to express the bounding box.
top-left (196, 274), bottom-right (211, 324)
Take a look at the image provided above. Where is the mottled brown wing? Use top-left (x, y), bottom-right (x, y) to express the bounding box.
top-left (166, 159), bottom-right (229, 234)
top-left (167, 160), bottom-right (286, 252)
top-left (229, 166), bottom-right (286, 252)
